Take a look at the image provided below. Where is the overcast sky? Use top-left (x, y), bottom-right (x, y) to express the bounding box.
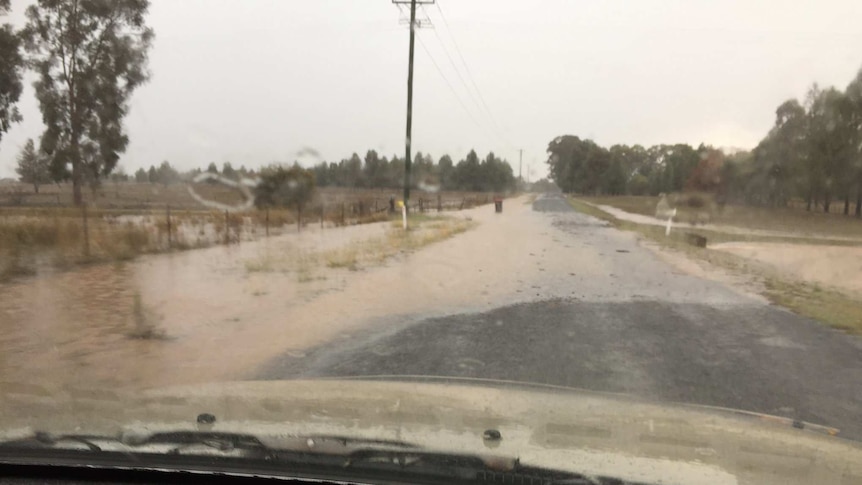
top-left (2, 0), bottom-right (862, 180)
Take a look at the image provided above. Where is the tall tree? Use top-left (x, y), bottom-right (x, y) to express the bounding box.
top-left (222, 161), bottom-right (236, 179)
top-left (133, 166), bottom-right (147, 182)
top-left (23, 0), bottom-right (154, 205)
top-left (0, 0), bottom-right (24, 147)
top-left (804, 86), bottom-right (854, 213)
top-left (15, 138), bottom-right (51, 193)
top-left (844, 69), bottom-right (862, 217)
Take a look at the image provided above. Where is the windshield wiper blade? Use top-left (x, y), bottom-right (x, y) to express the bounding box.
top-left (0, 431), bottom-right (642, 485)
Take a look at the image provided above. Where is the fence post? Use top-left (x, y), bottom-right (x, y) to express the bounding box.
top-left (341, 202), bottom-right (345, 226)
top-left (166, 205), bottom-right (172, 248)
top-left (224, 210), bottom-right (229, 244)
top-left (265, 207), bottom-right (270, 237)
top-left (320, 204), bottom-right (324, 229)
top-left (437, 194), bottom-right (442, 212)
top-left (81, 202), bottom-right (90, 258)
top-left (297, 205), bottom-right (302, 233)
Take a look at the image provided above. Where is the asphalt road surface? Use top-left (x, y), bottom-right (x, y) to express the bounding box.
top-left (258, 194), bottom-right (862, 440)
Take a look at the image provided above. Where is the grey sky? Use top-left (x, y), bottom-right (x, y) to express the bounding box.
top-left (2, 0), bottom-right (862, 180)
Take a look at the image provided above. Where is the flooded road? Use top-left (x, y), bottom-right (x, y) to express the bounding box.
top-left (3, 194), bottom-right (756, 393)
top-left (1, 199), bottom-right (532, 391)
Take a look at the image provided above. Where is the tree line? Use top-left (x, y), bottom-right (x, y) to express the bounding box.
top-left (547, 65), bottom-right (862, 217)
top-left (310, 149), bottom-right (515, 192)
top-left (127, 148), bottom-right (517, 193)
top-left (546, 136), bottom-right (714, 197)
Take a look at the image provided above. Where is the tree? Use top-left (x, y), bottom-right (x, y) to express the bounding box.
top-left (134, 167), bottom-right (147, 183)
top-left (156, 160), bottom-right (179, 185)
top-left (846, 69), bottom-right (862, 217)
top-left (147, 165), bottom-right (157, 183)
top-left (254, 164), bottom-right (315, 210)
top-left (804, 86), bottom-right (854, 213)
top-left (206, 162), bottom-right (219, 174)
top-left (0, 0), bottom-right (23, 148)
top-left (222, 162), bottom-right (236, 179)
top-left (438, 155), bottom-right (454, 189)
top-left (15, 138), bottom-right (51, 193)
top-left (23, 0), bottom-right (154, 205)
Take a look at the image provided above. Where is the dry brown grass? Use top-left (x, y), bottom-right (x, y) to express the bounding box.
top-left (0, 183), bottom-right (493, 283)
top-left (581, 195), bottom-right (862, 240)
top-left (245, 215), bottom-right (475, 277)
top-left (568, 197), bottom-right (862, 333)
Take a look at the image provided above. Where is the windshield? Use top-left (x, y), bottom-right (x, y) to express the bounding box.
top-left (1, 0), bottom-right (862, 482)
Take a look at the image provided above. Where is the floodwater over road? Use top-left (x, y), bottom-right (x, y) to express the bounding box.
top-left (3, 194), bottom-right (759, 393)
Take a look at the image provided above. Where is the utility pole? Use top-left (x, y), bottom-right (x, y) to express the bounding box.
top-left (392, 0), bottom-right (434, 212)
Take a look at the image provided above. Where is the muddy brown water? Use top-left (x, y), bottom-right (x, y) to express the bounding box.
top-left (1, 196), bottom-right (758, 393)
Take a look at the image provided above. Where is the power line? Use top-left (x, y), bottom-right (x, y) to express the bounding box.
top-left (421, 5), bottom-right (511, 151)
top-left (433, 1), bottom-right (514, 150)
top-left (415, 33), bottom-right (485, 132)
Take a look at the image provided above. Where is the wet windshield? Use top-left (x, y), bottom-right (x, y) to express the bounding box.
top-left (1, 0), bottom-right (862, 480)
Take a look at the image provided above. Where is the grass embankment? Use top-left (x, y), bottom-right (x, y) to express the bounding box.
top-left (580, 195), bottom-right (862, 241)
top-left (568, 197), bottom-right (862, 333)
top-left (245, 215), bottom-right (476, 279)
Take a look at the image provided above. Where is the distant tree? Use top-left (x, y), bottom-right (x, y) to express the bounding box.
top-left (0, 0), bottom-right (23, 149)
top-left (602, 158), bottom-right (627, 195)
top-left (109, 168), bottom-right (129, 183)
top-left (804, 85), bottom-right (855, 213)
top-left (846, 69), bottom-right (862, 217)
top-left (134, 167), bottom-right (148, 183)
top-left (206, 162), bottom-right (219, 174)
top-left (23, 0), bottom-right (154, 205)
top-left (15, 138), bottom-right (51, 193)
top-left (531, 178), bottom-right (559, 193)
top-left (343, 153), bottom-right (364, 187)
top-left (254, 164), bottom-right (315, 211)
top-left (156, 161), bottom-right (179, 185)
top-left (147, 165), bottom-right (157, 184)
top-left (626, 173), bottom-right (649, 195)
top-left (685, 150), bottom-right (725, 193)
top-left (438, 155), bottom-right (454, 189)
top-left (222, 162), bottom-right (236, 179)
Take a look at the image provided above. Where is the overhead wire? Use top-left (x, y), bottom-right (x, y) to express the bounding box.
top-left (431, 1), bottom-right (516, 151)
top-left (396, 3), bottom-right (491, 138)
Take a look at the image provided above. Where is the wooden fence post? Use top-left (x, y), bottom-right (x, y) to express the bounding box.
top-left (437, 194), bottom-right (442, 212)
top-left (81, 202), bottom-right (90, 258)
top-left (166, 205), bottom-right (172, 248)
top-left (297, 205), bottom-right (302, 233)
top-left (341, 202), bottom-right (345, 226)
top-left (224, 210), bottom-right (229, 244)
top-left (320, 204), bottom-right (324, 229)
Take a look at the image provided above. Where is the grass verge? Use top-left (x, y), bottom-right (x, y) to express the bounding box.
top-left (245, 215), bottom-right (476, 277)
top-left (568, 197), bottom-right (862, 333)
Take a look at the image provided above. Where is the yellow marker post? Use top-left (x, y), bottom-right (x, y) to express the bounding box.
top-left (398, 200), bottom-right (407, 230)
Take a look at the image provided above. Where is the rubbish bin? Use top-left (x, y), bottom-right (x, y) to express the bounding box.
top-left (494, 197), bottom-right (503, 213)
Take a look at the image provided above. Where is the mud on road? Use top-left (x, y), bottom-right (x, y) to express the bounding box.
top-left (260, 194), bottom-right (862, 441)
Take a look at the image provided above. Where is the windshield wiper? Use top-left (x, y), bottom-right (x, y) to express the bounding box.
top-left (0, 431), bottom-right (646, 485)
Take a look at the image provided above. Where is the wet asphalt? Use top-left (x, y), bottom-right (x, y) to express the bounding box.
top-left (257, 195), bottom-right (862, 440)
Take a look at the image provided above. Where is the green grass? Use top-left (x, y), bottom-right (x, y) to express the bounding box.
top-left (568, 197), bottom-right (862, 334)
